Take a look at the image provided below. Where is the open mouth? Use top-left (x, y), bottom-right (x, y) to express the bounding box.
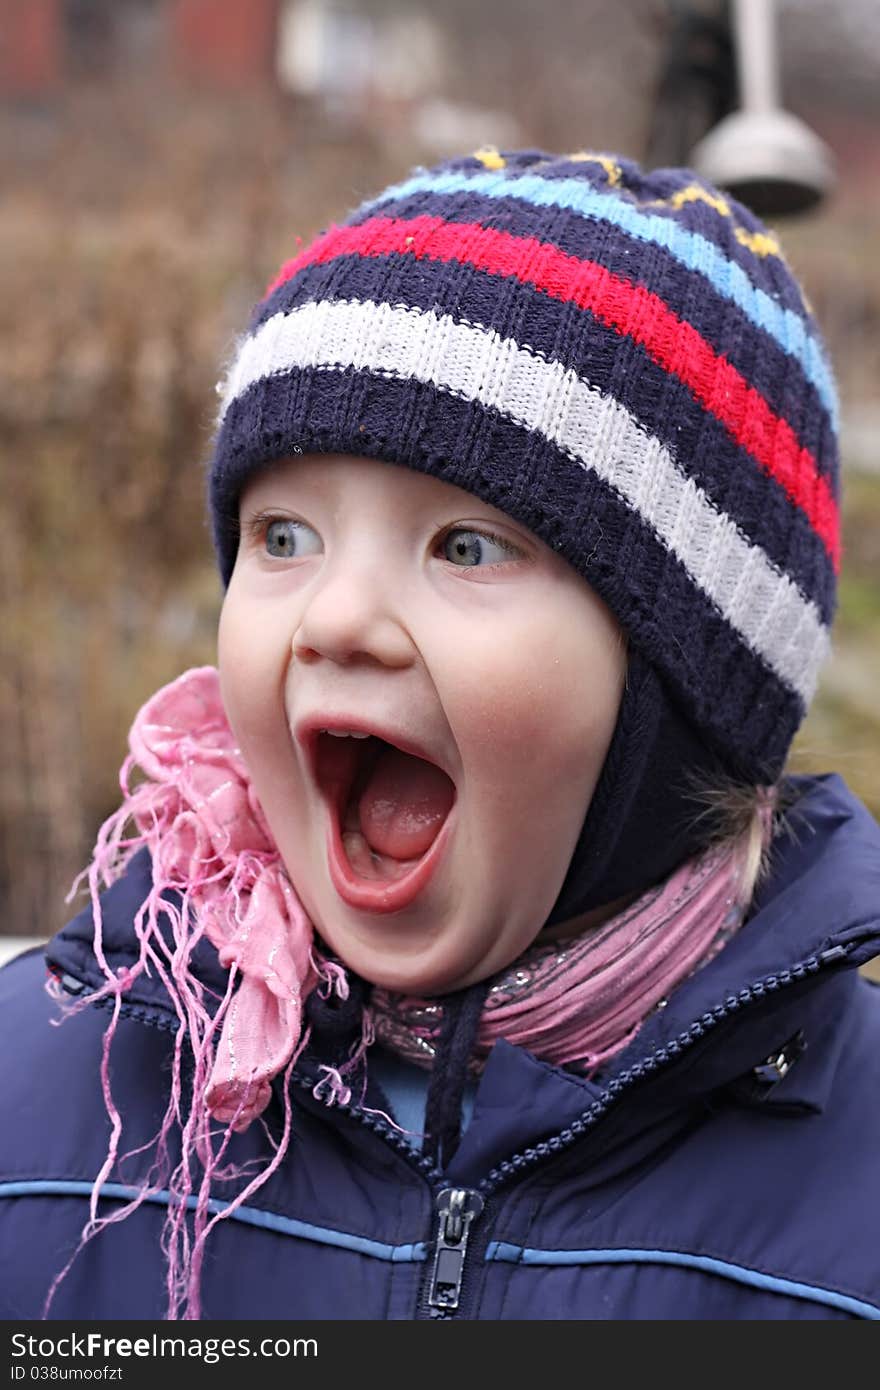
top-left (312, 733), bottom-right (457, 912)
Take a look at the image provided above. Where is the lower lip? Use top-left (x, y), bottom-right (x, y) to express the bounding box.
top-left (324, 795), bottom-right (456, 914)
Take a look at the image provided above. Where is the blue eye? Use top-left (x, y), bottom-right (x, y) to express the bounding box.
top-left (264, 518), bottom-right (321, 559)
top-left (442, 527), bottom-right (518, 568)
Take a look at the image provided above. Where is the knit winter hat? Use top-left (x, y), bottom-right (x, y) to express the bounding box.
top-left (210, 148), bottom-right (839, 889)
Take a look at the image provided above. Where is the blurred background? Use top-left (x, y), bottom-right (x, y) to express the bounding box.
top-left (1, 0), bottom-right (878, 953)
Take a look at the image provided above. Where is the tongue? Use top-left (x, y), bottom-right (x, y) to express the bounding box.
top-left (357, 745), bottom-right (455, 860)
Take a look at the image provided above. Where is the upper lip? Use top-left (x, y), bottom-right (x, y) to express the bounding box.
top-left (294, 713), bottom-right (453, 782)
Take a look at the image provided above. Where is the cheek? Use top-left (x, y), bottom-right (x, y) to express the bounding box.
top-left (217, 602), bottom-right (254, 734)
top-left (217, 596), bottom-right (288, 751)
top-left (445, 601), bottom-right (622, 780)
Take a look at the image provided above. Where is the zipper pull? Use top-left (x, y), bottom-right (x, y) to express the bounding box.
top-left (427, 1187), bottom-right (484, 1314)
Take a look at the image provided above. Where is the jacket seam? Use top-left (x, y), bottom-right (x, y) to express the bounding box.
top-left (484, 1241), bottom-right (879, 1318)
top-left (0, 1172), bottom-right (399, 1241)
top-left (0, 1178), bottom-right (428, 1262)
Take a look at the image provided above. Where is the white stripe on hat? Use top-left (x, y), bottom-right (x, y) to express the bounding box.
top-left (218, 297), bottom-right (829, 704)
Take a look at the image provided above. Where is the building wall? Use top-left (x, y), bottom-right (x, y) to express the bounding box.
top-left (0, 0), bottom-right (62, 96)
top-left (169, 0), bottom-right (280, 87)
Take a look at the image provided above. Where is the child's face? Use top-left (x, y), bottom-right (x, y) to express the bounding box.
top-left (218, 454), bottom-right (625, 994)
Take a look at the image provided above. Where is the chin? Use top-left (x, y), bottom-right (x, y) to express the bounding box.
top-left (323, 936), bottom-right (485, 998)
top-left (356, 959), bottom-right (469, 998)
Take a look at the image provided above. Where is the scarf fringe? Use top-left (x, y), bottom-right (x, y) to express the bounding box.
top-left (43, 668), bottom-right (353, 1319)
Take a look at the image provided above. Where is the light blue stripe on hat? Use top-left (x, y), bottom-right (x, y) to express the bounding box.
top-left (365, 169), bottom-right (838, 428)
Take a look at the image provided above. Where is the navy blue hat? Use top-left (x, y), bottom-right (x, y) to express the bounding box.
top-left (209, 148), bottom-right (839, 913)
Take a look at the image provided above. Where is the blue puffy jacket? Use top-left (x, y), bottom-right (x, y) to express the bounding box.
top-left (1, 774), bottom-right (879, 1320)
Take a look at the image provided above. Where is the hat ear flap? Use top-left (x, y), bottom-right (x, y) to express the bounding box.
top-left (544, 649), bottom-right (733, 924)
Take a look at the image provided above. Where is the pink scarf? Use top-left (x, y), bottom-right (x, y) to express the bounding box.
top-left (67, 664), bottom-right (766, 1115)
top-left (48, 665), bottom-right (767, 1319)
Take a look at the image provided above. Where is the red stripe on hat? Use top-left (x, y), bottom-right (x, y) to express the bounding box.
top-left (266, 215), bottom-right (840, 571)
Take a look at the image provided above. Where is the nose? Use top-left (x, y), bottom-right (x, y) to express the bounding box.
top-left (291, 552), bottom-right (416, 669)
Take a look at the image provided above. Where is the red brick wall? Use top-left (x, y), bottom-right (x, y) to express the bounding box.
top-left (0, 0), bottom-right (62, 96)
top-left (170, 0), bottom-right (280, 87)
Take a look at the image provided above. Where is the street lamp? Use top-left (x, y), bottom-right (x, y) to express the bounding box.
top-left (690, 0), bottom-right (834, 214)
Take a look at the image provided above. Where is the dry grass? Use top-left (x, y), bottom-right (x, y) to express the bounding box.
top-left (0, 84), bottom-right (409, 934)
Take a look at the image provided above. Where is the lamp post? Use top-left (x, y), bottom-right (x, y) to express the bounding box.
top-left (689, 0), bottom-right (834, 214)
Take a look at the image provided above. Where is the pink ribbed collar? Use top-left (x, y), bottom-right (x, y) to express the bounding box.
top-left (370, 841), bottom-right (755, 1079)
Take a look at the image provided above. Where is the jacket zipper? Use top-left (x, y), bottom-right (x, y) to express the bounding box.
top-left (424, 1188), bottom-right (484, 1315)
top-left (58, 943), bottom-right (852, 1318)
